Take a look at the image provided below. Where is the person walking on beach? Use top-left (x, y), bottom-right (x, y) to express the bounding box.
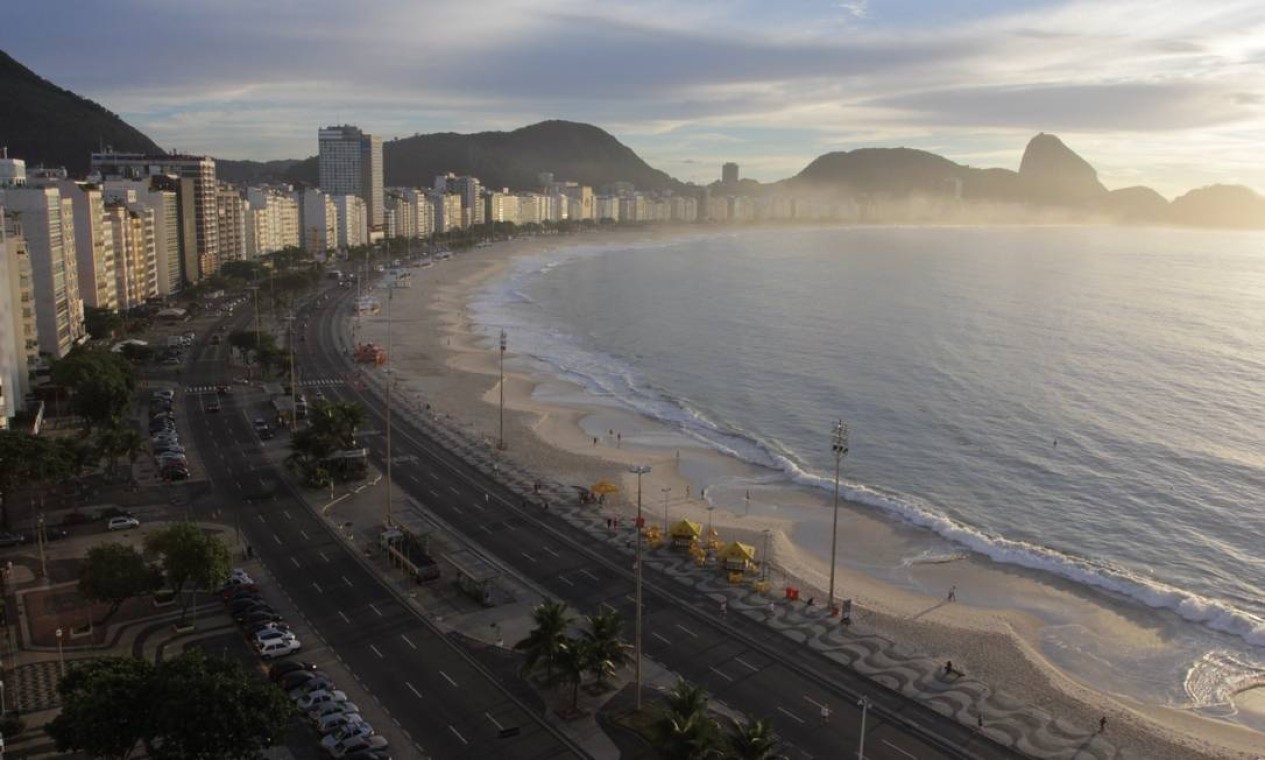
top-left (947, 585), bottom-right (957, 602)
top-left (1098, 716), bottom-right (1107, 734)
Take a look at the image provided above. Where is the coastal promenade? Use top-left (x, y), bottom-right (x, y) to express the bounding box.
top-left (299, 275), bottom-right (1133, 759)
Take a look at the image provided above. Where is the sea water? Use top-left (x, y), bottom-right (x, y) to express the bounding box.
top-left (468, 225), bottom-right (1265, 723)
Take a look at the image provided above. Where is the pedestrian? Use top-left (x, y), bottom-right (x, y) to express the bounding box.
top-left (768, 601), bottom-right (776, 615)
top-left (820, 704), bottom-right (830, 723)
top-left (805, 596), bottom-right (815, 607)
top-left (947, 585), bottom-right (957, 602)
top-left (485, 493), bottom-right (489, 503)
top-left (1098, 716), bottom-right (1107, 734)
top-left (616, 432), bottom-right (621, 447)
top-left (593, 436), bottom-right (598, 446)
top-left (605, 517), bottom-right (612, 529)
top-left (977, 713), bottom-right (984, 730)
top-left (685, 485), bottom-right (691, 499)
top-left (945, 660), bottom-right (954, 677)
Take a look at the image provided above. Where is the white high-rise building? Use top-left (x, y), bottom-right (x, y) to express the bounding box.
top-left (216, 184), bottom-right (247, 263)
top-left (245, 187), bottom-right (300, 258)
top-left (31, 179), bottom-right (117, 311)
top-left (319, 126), bottom-right (384, 232)
top-left (333, 195), bottom-right (368, 249)
top-left (300, 189), bottom-right (338, 254)
top-left (0, 186), bottom-right (84, 358)
top-left (103, 200), bottom-right (157, 312)
top-left (0, 209), bottom-right (37, 427)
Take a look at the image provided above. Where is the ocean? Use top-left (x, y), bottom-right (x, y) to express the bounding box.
top-left (468, 225), bottom-right (1265, 722)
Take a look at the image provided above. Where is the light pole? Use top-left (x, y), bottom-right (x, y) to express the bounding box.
top-left (660, 486), bottom-right (671, 535)
top-left (857, 695), bottom-right (871, 759)
top-left (828, 419), bottom-right (850, 614)
top-left (630, 464), bottom-right (651, 710)
top-left (55, 627), bottom-right (64, 676)
top-left (498, 329), bottom-right (507, 450)
top-left (36, 513), bottom-right (47, 579)
top-left (762, 528), bottom-right (771, 582)
top-left (385, 282), bottom-right (395, 527)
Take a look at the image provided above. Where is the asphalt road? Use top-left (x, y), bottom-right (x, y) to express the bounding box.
top-left (287, 279), bottom-right (1025, 760)
top-left (181, 302), bottom-right (586, 760)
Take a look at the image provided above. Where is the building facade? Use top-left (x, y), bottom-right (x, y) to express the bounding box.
top-left (318, 126), bottom-right (384, 232)
top-left (0, 187), bottom-right (84, 358)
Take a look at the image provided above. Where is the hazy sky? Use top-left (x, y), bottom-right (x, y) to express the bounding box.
top-left (4, 0), bottom-right (1263, 197)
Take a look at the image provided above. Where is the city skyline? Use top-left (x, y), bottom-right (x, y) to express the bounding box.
top-left (3, 0), bottom-right (1264, 198)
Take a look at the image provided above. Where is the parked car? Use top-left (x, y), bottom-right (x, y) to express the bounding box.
top-left (216, 383), bottom-right (229, 394)
top-left (255, 628), bottom-right (297, 646)
top-left (239, 609), bottom-right (283, 625)
top-left (327, 734), bottom-right (387, 758)
top-left (206, 400), bottom-right (222, 413)
top-left (279, 670), bottom-right (324, 692)
top-left (161, 467), bottom-right (190, 482)
top-left (258, 637), bottom-right (301, 659)
top-left (297, 689), bottom-right (347, 712)
top-left (222, 585), bottom-right (260, 602)
top-left (289, 676), bottom-right (335, 700)
top-left (253, 418), bottom-right (274, 440)
top-left (229, 598), bottom-right (271, 615)
top-left (107, 517), bottom-right (140, 531)
top-left (309, 701), bottom-right (359, 723)
top-left (320, 720), bottom-right (374, 752)
top-left (152, 389), bottom-right (175, 401)
top-left (269, 660), bottom-right (318, 682)
top-left (316, 712), bottom-right (364, 736)
top-left (245, 621), bottom-right (289, 639)
top-left (0, 532), bottom-right (26, 547)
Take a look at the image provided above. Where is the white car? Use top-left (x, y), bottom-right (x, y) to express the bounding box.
top-left (328, 734), bottom-right (388, 758)
top-left (107, 516), bottom-right (140, 531)
top-left (258, 638), bottom-right (301, 659)
top-left (320, 722), bottom-right (374, 753)
top-left (310, 701), bottom-right (359, 723)
top-left (152, 389), bottom-right (175, 401)
top-left (255, 628), bottom-right (297, 646)
top-left (298, 689), bottom-right (348, 712)
top-left (225, 568), bottom-right (254, 586)
top-left (315, 712), bottom-right (363, 736)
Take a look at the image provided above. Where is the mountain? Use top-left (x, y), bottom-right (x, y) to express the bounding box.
top-left (1103, 186), bottom-right (1171, 223)
top-left (1170, 185), bottom-right (1265, 228)
top-left (1017, 133), bottom-right (1107, 207)
top-left (215, 158), bottom-right (302, 185)
top-left (0, 49), bottom-right (163, 175)
top-left (270, 120), bottom-right (683, 193)
top-left (791, 147), bottom-right (970, 195)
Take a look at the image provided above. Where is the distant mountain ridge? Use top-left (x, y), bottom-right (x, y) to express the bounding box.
top-left (0, 49), bottom-right (163, 175)
top-left (1, 48), bottom-right (1260, 228)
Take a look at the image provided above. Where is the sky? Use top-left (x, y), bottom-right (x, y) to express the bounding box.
top-left (4, 0), bottom-right (1263, 198)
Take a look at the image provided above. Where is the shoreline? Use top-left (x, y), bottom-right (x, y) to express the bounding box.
top-left (355, 226), bottom-right (1264, 759)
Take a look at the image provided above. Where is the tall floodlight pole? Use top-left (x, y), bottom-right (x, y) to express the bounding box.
top-left (498, 329), bottom-right (507, 450)
top-left (828, 419), bottom-right (850, 613)
top-left (630, 464), bottom-right (652, 710)
top-left (385, 283), bottom-right (395, 527)
top-left (857, 695), bottom-right (871, 759)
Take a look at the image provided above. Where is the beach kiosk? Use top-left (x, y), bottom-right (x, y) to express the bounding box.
top-left (718, 541), bottom-right (757, 584)
top-left (446, 549), bottom-right (499, 606)
top-left (669, 519), bottom-right (702, 549)
top-left (379, 512), bottom-right (439, 582)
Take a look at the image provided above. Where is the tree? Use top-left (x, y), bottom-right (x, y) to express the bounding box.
top-left (726, 715), bottom-right (788, 760)
top-left (96, 424), bottom-right (146, 479)
top-left (514, 599), bottom-right (574, 683)
top-left (46, 651), bottom-right (291, 760)
top-left (219, 260), bottom-right (264, 283)
top-left (555, 636), bottom-right (589, 714)
top-left (144, 523), bottom-right (231, 623)
top-left (45, 656), bottom-right (154, 758)
top-left (84, 306), bottom-right (124, 341)
top-left (119, 342), bottom-right (155, 365)
top-left (50, 347), bottom-right (136, 430)
top-left (78, 543), bottom-right (160, 624)
top-left (0, 431), bottom-right (79, 529)
top-left (580, 610), bottom-right (631, 690)
top-left (145, 649), bottom-right (292, 760)
top-left (653, 680), bottom-right (722, 760)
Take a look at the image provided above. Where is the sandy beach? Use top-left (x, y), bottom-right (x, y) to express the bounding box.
top-left (355, 226), bottom-right (1264, 760)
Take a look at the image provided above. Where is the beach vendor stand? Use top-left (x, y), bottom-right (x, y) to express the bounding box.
top-left (379, 512), bottom-right (440, 582)
top-left (447, 549), bottom-right (499, 606)
top-left (669, 519), bottom-right (702, 549)
top-left (590, 479), bottom-right (620, 506)
top-left (718, 541), bottom-right (757, 584)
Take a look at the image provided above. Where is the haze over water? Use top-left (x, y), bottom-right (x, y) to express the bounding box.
top-left (471, 225), bottom-right (1265, 717)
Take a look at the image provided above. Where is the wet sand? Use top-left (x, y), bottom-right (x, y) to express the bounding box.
top-left (354, 227), bottom-right (1264, 759)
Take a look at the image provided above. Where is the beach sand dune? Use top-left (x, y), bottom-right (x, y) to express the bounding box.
top-left (354, 228), bottom-right (1263, 760)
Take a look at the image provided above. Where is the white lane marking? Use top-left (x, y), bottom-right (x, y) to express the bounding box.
top-left (882, 740), bottom-right (918, 759)
top-left (734, 656), bottom-right (759, 673)
top-left (540, 545), bottom-right (559, 558)
top-left (485, 712), bottom-right (503, 730)
top-left (401, 634), bottom-right (416, 649)
top-left (579, 569), bottom-right (600, 582)
top-left (709, 666), bottom-right (734, 683)
top-left (520, 552), bottom-right (537, 564)
top-left (369, 603), bottom-right (383, 617)
top-left (282, 509), bottom-right (292, 519)
top-left (290, 557), bottom-right (300, 568)
top-left (439, 670), bottom-right (458, 687)
top-left (448, 726), bottom-right (468, 745)
top-left (478, 525), bottom-right (491, 534)
top-left (675, 624), bottom-right (698, 638)
top-left (470, 501), bottom-right (484, 511)
top-left (428, 471), bottom-right (439, 480)
top-left (776, 706), bottom-right (805, 724)
top-left (624, 594), bottom-right (636, 604)
top-left (406, 682), bottom-right (422, 698)
top-left (343, 575), bottom-right (353, 587)
top-left (338, 611), bottom-right (350, 623)
top-left (803, 695), bottom-right (826, 710)
top-left (557, 575), bottom-right (574, 586)
top-left (299, 529), bottom-right (310, 540)
top-left (448, 486), bottom-right (461, 495)
top-left (272, 533), bottom-right (282, 544)
top-left (313, 582), bottom-right (323, 593)
top-left (319, 551), bottom-right (329, 562)
top-left (429, 489), bottom-right (440, 498)
top-left (369, 644), bottom-right (384, 658)
top-left (235, 480), bottom-right (243, 489)
top-left (651, 632), bottom-right (672, 645)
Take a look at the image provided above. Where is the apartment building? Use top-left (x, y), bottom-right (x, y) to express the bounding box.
top-left (300, 189), bottom-right (338, 254)
top-left (0, 210), bottom-right (37, 426)
top-left (216, 184), bottom-right (247, 263)
top-left (319, 126), bottom-right (384, 232)
top-left (103, 200), bottom-right (157, 312)
top-left (0, 186), bottom-right (85, 358)
top-left (30, 177), bottom-right (117, 311)
top-left (333, 195), bottom-right (368, 249)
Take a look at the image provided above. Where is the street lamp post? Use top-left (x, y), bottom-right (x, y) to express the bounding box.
top-left (762, 528), bottom-right (771, 582)
top-left (828, 419), bottom-right (850, 614)
top-left (385, 283), bottom-right (395, 527)
top-left (660, 486), bottom-right (671, 535)
top-left (498, 330), bottom-right (507, 450)
top-left (857, 695), bottom-right (871, 759)
top-left (630, 464), bottom-right (651, 710)
top-left (55, 627), bottom-right (64, 676)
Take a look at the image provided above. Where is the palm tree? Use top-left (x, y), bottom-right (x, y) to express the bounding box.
top-left (310, 401), bottom-right (363, 449)
top-left (579, 610), bottom-right (631, 691)
top-left (727, 715), bottom-right (788, 760)
top-left (555, 637), bottom-right (589, 714)
top-left (514, 600), bottom-right (573, 683)
top-left (653, 679), bottom-right (721, 760)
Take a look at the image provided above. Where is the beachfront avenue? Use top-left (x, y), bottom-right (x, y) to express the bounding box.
top-left (244, 278), bottom-right (1025, 759)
